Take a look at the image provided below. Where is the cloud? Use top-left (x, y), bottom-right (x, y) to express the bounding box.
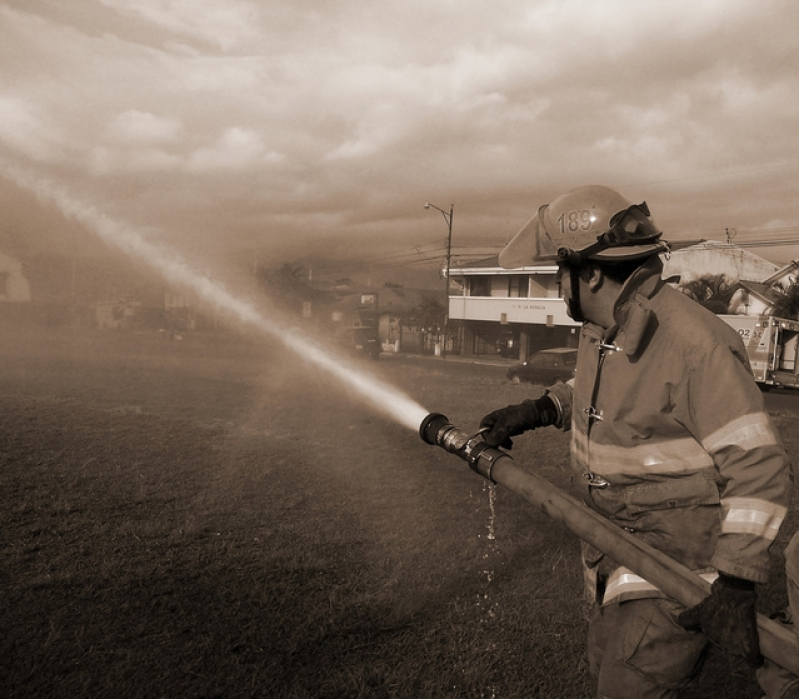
top-left (1, 0), bottom-right (798, 269)
top-left (186, 127), bottom-right (284, 172)
top-left (90, 146), bottom-right (181, 175)
top-left (0, 96), bottom-right (66, 163)
top-left (98, 0), bottom-right (262, 51)
top-left (107, 110), bottom-right (183, 144)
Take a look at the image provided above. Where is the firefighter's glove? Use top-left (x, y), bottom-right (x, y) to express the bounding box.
top-left (677, 573), bottom-right (763, 668)
top-left (479, 395), bottom-right (558, 449)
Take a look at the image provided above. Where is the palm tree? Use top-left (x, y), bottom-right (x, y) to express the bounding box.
top-left (771, 279), bottom-right (799, 319)
top-left (678, 274), bottom-right (739, 314)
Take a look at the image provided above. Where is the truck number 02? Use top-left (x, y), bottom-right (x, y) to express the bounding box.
top-left (558, 209), bottom-right (593, 233)
top-left (738, 328), bottom-right (763, 342)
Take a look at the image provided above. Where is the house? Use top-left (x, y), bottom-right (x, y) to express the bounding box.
top-left (728, 281), bottom-right (781, 316)
top-left (328, 284), bottom-right (441, 354)
top-left (376, 285), bottom-right (441, 354)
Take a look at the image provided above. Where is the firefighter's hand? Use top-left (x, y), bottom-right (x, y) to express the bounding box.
top-left (479, 395), bottom-right (557, 449)
top-left (677, 573), bottom-right (763, 667)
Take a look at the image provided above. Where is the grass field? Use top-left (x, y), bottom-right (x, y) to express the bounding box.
top-left (2, 324), bottom-right (797, 698)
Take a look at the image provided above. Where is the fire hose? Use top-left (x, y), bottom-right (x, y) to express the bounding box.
top-left (419, 412), bottom-right (799, 676)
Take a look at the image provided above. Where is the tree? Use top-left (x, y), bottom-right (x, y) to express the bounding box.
top-left (404, 295), bottom-right (445, 333)
top-left (403, 294), bottom-right (446, 355)
top-left (771, 279), bottom-right (799, 319)
top-left (679, 274), bottom-right (739, 314)
top-left (256, 262), bottom-right (325, 313)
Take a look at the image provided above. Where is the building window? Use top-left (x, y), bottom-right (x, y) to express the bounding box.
top-left (469, 276), bottom-right (491, 297)
top-left (508, 275), bottom-right (527, 298)
top-left (529, 276), bottom-right (549, 297)
top-left (449, 276), bottom-right (466, 296)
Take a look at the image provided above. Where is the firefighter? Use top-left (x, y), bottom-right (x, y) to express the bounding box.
top-left (479, 185), bottom-right (792, 699)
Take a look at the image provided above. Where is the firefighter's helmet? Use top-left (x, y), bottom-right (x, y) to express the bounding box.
top-left (498, 185), bottom-right (668, 268)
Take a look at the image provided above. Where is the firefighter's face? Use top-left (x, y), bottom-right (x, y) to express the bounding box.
top-left (557, 262), bottom-right (620, 328)
top-left (556, 262), bottom-right (591, 323)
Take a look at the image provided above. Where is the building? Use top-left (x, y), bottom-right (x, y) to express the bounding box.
top-left (662, 241), bottom-right (780, 286)
top-left (376, 285), bottom-right (440, 354)
top-left (329, 285), bottom-right (442, 355)
top-left (448, 257), bottom-right (579, 360)
top-left (447, 241), bottom-right (794, 361)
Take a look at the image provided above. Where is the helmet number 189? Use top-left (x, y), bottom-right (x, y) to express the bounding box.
top-left (559, 209), bottom-right (593, 234)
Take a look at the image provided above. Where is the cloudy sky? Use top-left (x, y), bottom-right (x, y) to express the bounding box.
top-left (1, 0), bottom-right (798, 283)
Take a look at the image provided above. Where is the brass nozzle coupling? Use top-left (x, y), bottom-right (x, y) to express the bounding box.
top-left (419, 412), bottom-right (507, 483)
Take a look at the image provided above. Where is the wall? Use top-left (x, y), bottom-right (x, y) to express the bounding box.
top-left (663, 242), bottom-right (779, 284)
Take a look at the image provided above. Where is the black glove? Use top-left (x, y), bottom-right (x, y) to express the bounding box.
top-left (677, 573), bottom-right (763, 667)
top-left (479, 395), bottom-right (558, 449)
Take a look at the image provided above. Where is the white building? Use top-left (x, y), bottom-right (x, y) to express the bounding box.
top-left (448, 258), bottom-right (580, 359)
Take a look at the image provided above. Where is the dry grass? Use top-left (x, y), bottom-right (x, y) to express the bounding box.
top-left (1, 324), bottom-right (796, 698)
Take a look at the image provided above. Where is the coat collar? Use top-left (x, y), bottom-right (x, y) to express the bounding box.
top-left (584, 256), bottom-right (665, 357)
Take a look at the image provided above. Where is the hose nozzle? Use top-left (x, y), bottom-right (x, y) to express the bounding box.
top-left (419, 412), bottom-right (508, 483)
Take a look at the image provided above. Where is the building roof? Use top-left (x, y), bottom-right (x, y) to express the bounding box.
top-left (737, 280), bottom-right (781, 305)
top-left (762, 260), bottom-right (799, 286)
top-left (455, 255), bottom-right (500, 269)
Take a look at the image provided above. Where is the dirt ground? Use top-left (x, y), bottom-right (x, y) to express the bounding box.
top-left (2, 324), bottom-right (797, 698)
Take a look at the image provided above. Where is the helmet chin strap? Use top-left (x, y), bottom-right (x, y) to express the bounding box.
top-left (568, 265), bottom-right (586, 323)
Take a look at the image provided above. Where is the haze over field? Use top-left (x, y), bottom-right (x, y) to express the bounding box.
top-left (1, 0), bottom-right (798, 283)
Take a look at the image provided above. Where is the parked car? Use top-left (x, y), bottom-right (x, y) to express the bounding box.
top-left (507, 347), bottom-right (578, 385)
top-left (338, 326), bottom-right (381, 360)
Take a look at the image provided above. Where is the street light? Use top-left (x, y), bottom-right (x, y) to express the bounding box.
top-left (424, 201), bottom-right (454, 358)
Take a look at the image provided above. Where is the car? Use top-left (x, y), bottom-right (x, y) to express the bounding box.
top-left (507, 347), bottom-right (578, 385)
top-left (338, 326), bottom-right (381, 360)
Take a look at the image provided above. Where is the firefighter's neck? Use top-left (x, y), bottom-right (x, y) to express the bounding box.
top-left (578, 264), bottom-right (623, 331)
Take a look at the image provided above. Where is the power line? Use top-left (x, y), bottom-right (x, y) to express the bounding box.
top-left (729, 239), bottom-right (799, 249)
top-left (305, 250), bottom-right (448, 277)
top-left (318, 246), bottom-right (446, 268)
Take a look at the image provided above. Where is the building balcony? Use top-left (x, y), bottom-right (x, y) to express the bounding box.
top-left (448, 295), bottom-right (579, 327)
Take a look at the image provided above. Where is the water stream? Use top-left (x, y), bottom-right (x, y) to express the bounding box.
top-left (6, 168), bottom-right (430, 433)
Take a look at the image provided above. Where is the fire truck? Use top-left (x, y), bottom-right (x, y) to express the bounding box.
top-left (719, 315), bottom-right (799, 389)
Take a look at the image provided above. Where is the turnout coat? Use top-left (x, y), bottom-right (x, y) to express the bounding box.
top-left (546, 257), bottom-right (791, 606)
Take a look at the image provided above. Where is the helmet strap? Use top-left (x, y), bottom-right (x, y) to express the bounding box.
top-left (568, 265), bottom-right (586, 323)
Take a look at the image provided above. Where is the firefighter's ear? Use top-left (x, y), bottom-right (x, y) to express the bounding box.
top-left (586, 264), bottom-right (604, 292)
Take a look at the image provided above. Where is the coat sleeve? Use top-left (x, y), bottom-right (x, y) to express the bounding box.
top-left (674, 340), bottom-right (792, 583)
top-left (545, 378), bottom-right (574, 432)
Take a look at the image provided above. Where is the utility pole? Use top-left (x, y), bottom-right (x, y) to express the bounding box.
top-left (424, 202), bottom-right (454, 358)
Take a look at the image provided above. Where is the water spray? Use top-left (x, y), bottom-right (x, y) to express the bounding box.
top-left (418, 412), bottom-right (799, 676)
top-left (3, 166), bottom-right (429, 433)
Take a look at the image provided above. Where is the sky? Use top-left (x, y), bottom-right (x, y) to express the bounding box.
top-left (1, 0), bottom-right (798, 285)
